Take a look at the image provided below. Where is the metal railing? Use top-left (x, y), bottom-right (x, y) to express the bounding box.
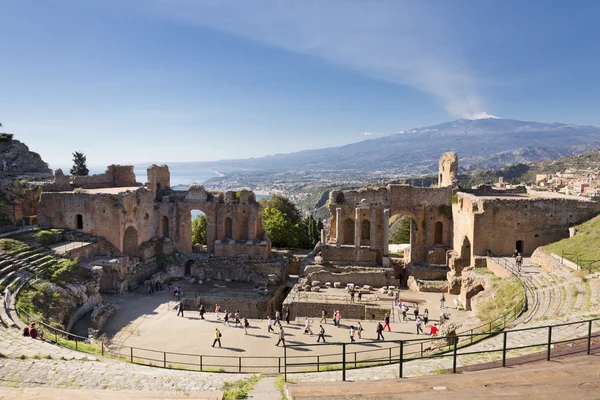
top-left (283, 316), bottom-right (600, 381)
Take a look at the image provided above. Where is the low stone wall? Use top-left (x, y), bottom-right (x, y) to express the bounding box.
top-left (66, 293), bottom-right (102, 333)
top-left (182, 295), bottom-right (269, 319)
top-left (304, 265), bottom-right (398, 287)
top-left (321, 245), bottom-right (378, 264)
top-left (531, 247), bottom-right (562, 272)
top-left (284, 300), bottom-right (377, 321)
top-left (91, 303), bottom-right (119, 331)
top-left (214, 240), bottom-right (271, 261)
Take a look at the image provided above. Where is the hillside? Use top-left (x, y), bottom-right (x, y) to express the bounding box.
top-left (0, 133), bottom-right (51, 174)
top-left (543, 214), bottom-right (600, 271)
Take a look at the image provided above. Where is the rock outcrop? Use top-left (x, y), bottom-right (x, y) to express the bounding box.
top-left (0, 135), bottom-right (51, 174)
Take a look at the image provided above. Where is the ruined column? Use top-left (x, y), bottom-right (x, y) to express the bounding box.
top-left (336, 208), bottom-right (342, 248)
top-left (320, 229), bottom-right (325, 244)
top-left (383, 208), bottom-right (390, 257)
top-left (354, 208), bottom-right (361, 249)
top-left (370, 207), bottom-right (376, 250)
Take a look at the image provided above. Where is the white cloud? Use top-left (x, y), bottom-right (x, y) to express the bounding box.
top-left (149, 0), bottom-right (487, 118)
top-left (464, 112), bottom-right (500, 120)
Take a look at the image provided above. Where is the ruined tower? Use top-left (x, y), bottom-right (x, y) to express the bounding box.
top-left (438, 152), bottom-right (458, 188)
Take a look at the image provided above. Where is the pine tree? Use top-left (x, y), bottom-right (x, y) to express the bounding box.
top-left (70, 151), bottom-right (89, 176)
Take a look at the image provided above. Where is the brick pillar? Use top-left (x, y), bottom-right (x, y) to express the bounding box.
top-left (354, 208), bottom-right (361, 249)
top-left (336, 208), bottom-right (342, 248)
top-left (383, 208), bottom-right (390, 257)
top-left (370, 207), bottom-right (376, 250)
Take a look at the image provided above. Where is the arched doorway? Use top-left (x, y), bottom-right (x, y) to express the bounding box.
top-left (434, 221), bottom-right (443, 244)
top-left (224, 217), bottom-right (233, 240)
top-left (342, 218), bottom-right (355, 245)
top-left (461, 236), bottom-right (472, 266)
top-left (239, 215), bottom-right (249, 241)
top-left (162, 216), bottom-right (169, 239)
top-left (123, 226), bottom-right (138, 257)
top-left (76, 214), bottom-right (83, 230)
top-left (184, 260), bottom-right (193, 276)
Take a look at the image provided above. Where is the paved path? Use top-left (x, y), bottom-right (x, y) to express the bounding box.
top-left (248, 376), bottom-right (282, 400)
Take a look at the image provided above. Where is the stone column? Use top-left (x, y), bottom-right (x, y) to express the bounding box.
top-left (354, 208), bottom-right (361, 249)
top-left (336, 208), bottom-right (342, 248)
top-left (370, 207), bottom-right (376, 249)
top-left (320, 229), bottom-right (325, 244)
top-left (383, 208), bottom-right (390, 257)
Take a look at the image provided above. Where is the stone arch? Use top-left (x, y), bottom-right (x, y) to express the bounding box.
top-left (224, 217), bottom-right (233, 240)
top-left (123, 226), bottom-right (138, 257)
top-left (434, 221), bottom-right (443, 244)
top-left (239, 215), bottom-right (249, 241)
top-left (361, 219), bottom-right (370, 241)
top-left (461, 236), bottom-right (472, 266)
top-left (342, 218), bottom-right (355, 245)
top-left (162, 216), bottom-right (169, 239)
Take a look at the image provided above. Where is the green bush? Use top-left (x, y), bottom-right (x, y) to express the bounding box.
top-left (34, 230), bottom-right (62, 246)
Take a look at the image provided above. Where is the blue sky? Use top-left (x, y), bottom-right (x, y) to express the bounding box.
top-left (2, 0), bottom-right (600, 169)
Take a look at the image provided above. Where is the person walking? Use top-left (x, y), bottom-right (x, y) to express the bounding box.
top-left (423, 308), bottom-right (429, 326)
top-left (223, 310), bottom-right (230, 326)
top-left (215, 304), bottom-right (221, 320)
top-left (243, 317), bottom-right (250, 335)
top-left (304, 317), bottom-right (313, 335)
top-left (416, 316), bottom-right (424, 334)
top-left (320, 309), bottom-right (327, 324)
top-left (4, 287), bottom-right (11, 311)
top-left (401, 305), bottom-right (408, 322)
top-left (349, 325), bottom-right (356, 342)
top-left (383, 314), bottom-right (391, 331)
top-left (440, 293), bottom-right (446, 309)
top-left (334, 311), bottom-right (341, 328)
top-left (267, 316), bottom-right (275, 333)
top-left (413, 305), bottom-right (419, 321)
top-left (285, 307), bottom-right (290, 325)
top-left (515, 253), bottom-right (523, 272)
top-left (177, 301), bottom-right (184, 317)
top-left (234, 310), bottom-right (240, 326)
top-left (357, 291), bottom-right (362, 302)
top-left (199, 304), bottom-right (206, 319)
top-left (357, 321), bottom-right (363, 339)
top-left (349, 288), bottom-right (355, 303)
top-left (275, 310), bottom-right (281, 326)
top-left (376, 322), bottom-right (385, 340)
top-left (276, 327), bottom-right (286, 347)
top-left (212, 328), bottom-right (222, 347)
top-left (317, 325), bottom-right (326, 342)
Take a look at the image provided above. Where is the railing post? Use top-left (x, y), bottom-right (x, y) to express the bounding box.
top-left (278, 357), bottom-right (281, 373)
top-left (388, 347), bottom-right (392, 364)
top-left (55, 331), bottom-right (57, 343)
top-left (284, 345), bottom-right (287, 382)
top-left (75, 340), bottom-right (78, 350)
top-left (399, 341), bottom-right (404, 378)
top-left (317, 355), bottom-right (320, 372)
top-left (452, 336), bottom-right (458, 373)
top-left (502, 331), bottom-right (507, 368)
top-left (489, 321), bottom-right (492, 332)
top-left (547, 326), bottom-right (552, 361)
top-left (164, 352), bottom-right (166, 368)
top-left (238, 357), bottom-right (241, 373)
top-left (101, 342), bottom-right (104, 357)
top-left (587, 320), bottom-right (592, 355)
top-left (200, 355), bottom-right (203, 372)
top-left (342, 343), bottom-right (346, 382)
top-left (420, 342), bottom-right (423, 357)
top-left (354, 352), bottom-right (357, 368)
top-left (470, 329), bottom-right (473, 344)
top-left (130, 347), bottom-right (133, 363)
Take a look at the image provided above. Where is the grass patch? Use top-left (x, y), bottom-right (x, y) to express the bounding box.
top-left (432, 366), bottom-right (449, 375)
top-left (33, 230), bottom-right (63, 246)
top-left (473, 267), bottom-right (493, 276)
top-left (543, 214), bottom-right (600, 272)
top-left (476, 275), bottom-right (525, 324)
top-left (222, 375), bottom-right (261, 400)
top-left (0, 238), bottom-right (30, 254)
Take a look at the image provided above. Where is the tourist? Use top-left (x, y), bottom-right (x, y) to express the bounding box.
top-left (320, 309), bottom-right (327, 324)
top-left (423, 308), bottom-right (429, 325)
top-left (513, 249), bottom-right (518, 258)
top-left (4, 287), bottom-right (11, 310)
top-left (416, 316), bottom-right (424, 334)
top-left (199, 304), bottom-right (206, 319)
top-left (285, 307), bottom-right (290, 325)
top-left (317, 325), bottom-right (326, 342)
top-left (376, 322), bottom-right (385, 340)
top-left (357, 321), bottom-right (363, 339)
top-left (383, 314), bottom-right (391, 331)
top-left (413, 305), bottom-right (419, 321)
top-left (215, 304), bottom-right (221, 320)
top-left (440, 293), bottom-right (446, 309)
top-left (357, 291), bottom-right (362, 302)
top-left (29, 323), bottom-right (38, 339)
top-left (276, 327), bottom-right (286, 347)
top-left (401, 305), bottom-right (408, 322)
top-left (177, 301), bottom-right (184, 317)
top-left (167, 281), bottom-right (173, 291)
top-left (267, 316), bottom-right (275, 333)
top-left (334, 311), bottom-right (341, 328)
top-left (430, 323), bottom-right (439, 337)
top-left (22, 326), bottom-right (30, 337)
top-left (516, 253), bottom-right (523, 272)
top-left (243, 317), bottom-right (249, 335)
top-left (393, 291), bottom-right (399, 305)
top-left (223, 310), bottom-right (230, 326)
top-left (349, 288), bottom-right (355, 303)
top-left (304, 317), bottom-right (313, 334)
top-left (349, 325), bottom-right (356, 342)
top-left (275, 310), bottom-right (281, 326)
top-left (212, 328), bottom-right (222, 348)
top-left (234, 310), bottom-right (241, 327)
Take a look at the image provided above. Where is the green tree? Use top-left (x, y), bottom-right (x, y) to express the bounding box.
top-left (191, 214), bottom-right (208, 245)
top-left (70, 151), bottom-right (89, 176)
top-left (261, 194), bottom-right (302, 225)
top-left (262, 207), bottom-right (301, 248)
top-left (390, 215), bottom-right (411, 244)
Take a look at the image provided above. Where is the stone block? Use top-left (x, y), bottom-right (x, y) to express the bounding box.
top-left (224, 278), bottom-right (232, 283)
top-left (311, 280), bottom-right (321, 287)
top-left (363, 285), bottom-right (373, 291)
top-left (333, 282), bottom-right (342, 288)
top-left (304, 285), bottom-right (312, 291)
top-left (388, 286), bottom-right (395, 290)
top-left (379, 287), bottom-right (387, 294)
top-left (325, 282), bottom-right (331, 287)
top-left (311, 286), bottom-right (321, 292)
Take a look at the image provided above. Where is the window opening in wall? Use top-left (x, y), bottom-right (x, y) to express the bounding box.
top-left (76, 214), bottom-right (83, 229)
